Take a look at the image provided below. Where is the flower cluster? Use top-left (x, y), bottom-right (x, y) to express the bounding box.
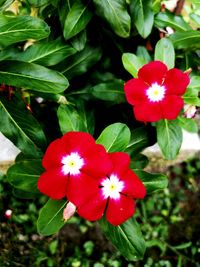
top-left (38, 132), bottom-right (146, 226)
top-left (124, 61), bottom-right (190, 122)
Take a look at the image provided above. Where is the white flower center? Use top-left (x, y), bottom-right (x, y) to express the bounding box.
top-left (61, 152), bottom-right (84, 175)
top-left (101, 174), bottom-right (124, 200)
top-left (146, 83), bottom-right (166, 102)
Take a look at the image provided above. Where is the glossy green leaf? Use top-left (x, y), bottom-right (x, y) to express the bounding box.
top-left (37, 199), bottom-right (67, 236)
top-left (70, 30), bottom-right (87, 51)
top-left (56, 46), bottom-right (102, 79)
top-left (122, 53), bottom-right (145, 77)
top-left (133, 170), bottom-right (168, 194)
top-left (96, 123), bottom-right (131, 152)
top-left (27, 0), bottom-right (50, 7)
top-left (170, 30), bottom-right (200, 49)
top-left (0, 61), bottom-right (69, 93)
top-left (154, 12), bottom-right (192, 32)
top-left (7, 159), bottom-right (43, 193)
top-left (57, 104), bottom-right (86, 133)
top-left (0, 0), bottom-right (13, 13)
top-left (136, 46), bottom-right (151, 63)
top-left (0, 15), bottom-right (50, 48)
top-left (93, 0), bottom-right (131, 38)
top-left (183, 87), bottom-right (200, 106)
top-left (130, 0), bottom-right (154, 38)
top-left (126, 126), bottom-right (156, 155)
top-left (130, 154), bottom-right (149, 170)
top-left (178, 117), bottom-right (198, 133)
top-left (12, 39), bottom-right (76, 66)
top-left (99, 216), bottom-right (146, 261)
top-left (13, 188), bottom-right (40, 199)
top-left (0, 94), bottom-right (46, 157)
top-left (156, 119), bottom-right (183, 160)
top-left (63, 0), bottom-right (92, 40)
top-left (154, 38), bottom-right (175, 69)
top-left (188, 76), bottom-right (200, 91)
top-left (90, 79), bottom-right (126, 103)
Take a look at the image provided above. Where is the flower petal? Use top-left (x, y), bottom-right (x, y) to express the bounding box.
top-left (133, 102), bottom-right (163, 122)
top-left (164, 68), bottom-right (190, 95)
top-left (161, 95), bottom-right (184, 120)
top-left (82, 144), bottom-right (112, 178)
top-left (138, 61), bottom-right (168, 85)
top-left (61, 131), bottom-right (96, 157)
top-left (42, 138), bottom-right (65, 170)
top-left (106, 196), bottom-right (135, 226)
top-left (122, 169), bottom-right (146, 199)
top-left (108, 152), bottom-right (130, 177)
top-left (77, 193), bottom-right (107, 222)
top-left (124, 78), bottom-right (148, 105)
top-left (38, 168), bottom-right (68, 199)
top-left (66, 172), bottom-right (100, 207)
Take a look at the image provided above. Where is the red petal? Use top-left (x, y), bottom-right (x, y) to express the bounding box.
top-left (133, 102), bottom-right (163, 122)
top-left (106, 196), bottom-right (135, 226)
top-left (108, 152), bottom-right (130, 177)
top-left (61, 132), bottom-right (96, 157)
top-left (124, 78), bottom-right (148, 105)
top-left (82, 144), bottom-right (112, 178)
top-left (122, 169), bottom-right (146, 199)
top-left (164, 68), bottom-right (190, 95)
top-left (77, 193), bottom-right (107, 222)
top-left (42, 138), bottom-right (65, 170)
top-left (66, 172), bottom-right (100, 207)
top-left (161, 95), bottom-right (184, 120)
top-left (38, 168), bottom-right (68, 199)
top-left (138, 61), bottom-right (168, 85)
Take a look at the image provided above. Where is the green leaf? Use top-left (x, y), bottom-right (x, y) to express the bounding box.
top-left (7, 159), bottom-right (43, 193)
top-left (13, 188), bottom-right (39, 199)
top-left (0, 94), bottom-right (46, 157)
top-left (170, 30), bottom-right (200, 49)
top-left (156, 119), bottom-right (183, 160)
top-left (154, 12), bottom-right (192, 32)
top-left (183, 87), bottom-right (200, 106)
top-left (190, 13), bottom-right (200, 28)
top-left (56, 46), bottom-right (102, 79)
top-left (0, 61), bottom-right (69, 93)
top-left (99, 216), bottom-right (146, 261)
top-left (63, 0), bottom-right (92, 40)
top-left (37, 199), bottom-right (67, 236)
top-left (178, 117), bottom-right (198, 133)
top-left (130, 0), bottom-right (154, 38)
top-left (188, 76), bottom-right (200, 91)
top-left (96, 123), bottom-right (131, 152)
top-left (0, 15), bottom-right (50, 48)
top-left (57, 104), bottom-right (86, 133)
top-left (154, 38), bottom-right (175, 69)
top-left (127, 126), bottom-right (156, 155)
top-left (0, 0), bottom-right (13, 13)
top-left (70, 30), bottom-right (87, 51)
top-left (27, 0), bottom-right (50, 7)
top-left (90, 79), bottom-right (126, 103)
top-left (130, 154), bottom-right (149, 170)
top-left (136, 46), bottom-right (151, 63)
top-left (122, 53), bottom-right (145, 77)
top-left (12, 38), bottom-right (76, 66)
top-left (93, 0), bottom-right (131, 38)
top-left (133, 170), bottom-right (168, 194)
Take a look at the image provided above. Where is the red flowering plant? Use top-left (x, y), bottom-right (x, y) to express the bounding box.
top-left (1, 0), bottom-right (200, 263)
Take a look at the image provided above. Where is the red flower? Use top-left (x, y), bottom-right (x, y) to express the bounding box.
top-left (67, 152), bottom-right (146, 226)
top-left (124, 61), bottom-right (190, 122)
top-left (38, 132), bottom-right (112, 199)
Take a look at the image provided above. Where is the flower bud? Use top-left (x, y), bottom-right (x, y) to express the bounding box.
top-left (63, 202), bottom-right (76, 222)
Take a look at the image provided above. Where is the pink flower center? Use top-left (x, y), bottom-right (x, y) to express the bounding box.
top-left (61, 152), bottom-right (84, 175)
top-left (146, 83), bottom-right (166, 102)
top-left (101, 174), bottom-right (124, 200)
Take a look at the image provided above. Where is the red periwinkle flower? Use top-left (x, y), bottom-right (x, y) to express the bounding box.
top-left (67, 152), bottom-right (146, 226)
top-left (124, 61), bottom-right (190, 122)
top-left (38, 132), bottom-right (112, 199)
